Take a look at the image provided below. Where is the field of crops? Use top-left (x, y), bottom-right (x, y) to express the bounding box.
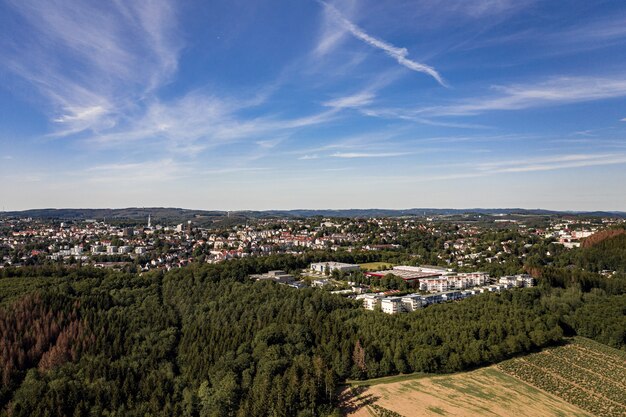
top-left (341, 366), bottom-right (592, 417)
top-left (498, 337), bottom-right (626, 417)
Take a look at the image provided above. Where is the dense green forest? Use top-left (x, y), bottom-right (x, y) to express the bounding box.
top-left (1, 234), bottom-right (625, 416)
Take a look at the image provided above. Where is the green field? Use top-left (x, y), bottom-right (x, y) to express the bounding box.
top-left (358, 262), bottom-right (394, 271)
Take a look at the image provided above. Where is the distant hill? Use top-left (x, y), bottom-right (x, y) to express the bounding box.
top-left (2, 207), bottom-right (625, 221)
top-left (0, 208), bottom-right (228, 226)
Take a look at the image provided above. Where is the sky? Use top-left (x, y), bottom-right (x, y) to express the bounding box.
top-left (1, 0), bottom-right (626, 211)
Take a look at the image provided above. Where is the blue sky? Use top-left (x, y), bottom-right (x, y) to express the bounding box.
top-left (1, 0), bottom-right (626, 211)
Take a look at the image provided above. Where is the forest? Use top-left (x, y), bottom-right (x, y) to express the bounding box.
top-left (0, 233), bottom-right (625, 416)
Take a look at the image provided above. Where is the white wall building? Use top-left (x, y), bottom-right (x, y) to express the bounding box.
top-left (310, 262), bottom-right (360, 274)
top-left (499, 274), bottom-right (534, 288)
top-left (401, 294), bottom-right (425, 311)
top-left (358, 294), bottom-right (383, 310)
top-left (381, 297), bottom-right (403, 314)
top-left (419, 277), bottom-right (449, 292)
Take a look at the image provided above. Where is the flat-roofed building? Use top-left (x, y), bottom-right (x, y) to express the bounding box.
top-left (499, 274), bottom-right (534, 288)
top-left (250, 270), bottom-right (295, 283)
top-left (310, 262), bottom-right (360, 274)
top-left (457, 272), bottom-right (489, 286)
top-left (358, 294), bottom-right (383, 310)
top-left (419, 277), bottom-right (449, 292)
top-left (393, 265), bottom-right (451, 274)
top-left (441, 291), bottom-right (463, 301)
top-left (381, 297), bottom-right (403, 314)
top-left (422, 293), bottom-right (444, 305)
top-left (366, 265), bottom-right (443, 283)
top-left (401, 294), bottom-right (425, 311)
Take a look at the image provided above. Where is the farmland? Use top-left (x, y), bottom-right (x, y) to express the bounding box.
top-left (497, 337), bottom-right (626, 417)
top-left (341, 366), bottom-right (593, 417)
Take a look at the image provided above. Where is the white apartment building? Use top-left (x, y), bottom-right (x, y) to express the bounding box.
top-left (401, 294), bottom-right (425, 311)
top-left (420, 277), bottom-right (449, 292)
top-left (499, 274), bottom-right (534, 288)
top-left (381, 297), bottom-right (403, 314)
top-left (358, 294), bottom-right (384, 310)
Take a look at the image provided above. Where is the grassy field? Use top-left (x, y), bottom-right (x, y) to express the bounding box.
top-left (341, 364), bottom-right (594, 417)
top-left (358, 262), bottom-right (394, 271)
top-left (497, 337), bottom-right (626, 417)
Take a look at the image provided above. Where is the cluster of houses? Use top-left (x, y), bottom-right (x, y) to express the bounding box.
top-left (358, 274), bottom-right (535, 314)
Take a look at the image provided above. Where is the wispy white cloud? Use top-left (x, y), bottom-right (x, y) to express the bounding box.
top-left (298, 154), bottom-right (320, 160)
top-left (422, 76), bottom-right (626, 117)
top-left (314, 0), bottom-right (357, 57)
top-left (255, 138), bottom-right (284, 149)
top-left (458, 0), bottom-right (532, 17)
top-left (621, 118), bottom-right (626, 122)
top-left (318, 1), bottom-right (446, 86)
top-left (83, 158), bottom-right (187, 183)
top-left (323, 92), bottom-right (375, 108)
top-left (359, 152), bottom-right (626, 185)
top-left (539, 15), bottom-right (626, 56)
top-left (476, 153), bottom-right (626, 173)
top-left (200, 167), bottom-right (271, 176)
top-left (330, 152), bottom-right (407, 158)
top-left (1, 0), bottom-right (181, 135)
top-left (360, 107), bottom-right (490, 129)
top-left (86, 91), bottom-right (339, 154)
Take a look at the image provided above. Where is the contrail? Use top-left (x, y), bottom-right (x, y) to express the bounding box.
top-left (319, 0), bottom-right (447, 87)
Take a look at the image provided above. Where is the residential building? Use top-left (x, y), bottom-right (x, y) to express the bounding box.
top-left (381, 297), bottom-right (403, 314)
